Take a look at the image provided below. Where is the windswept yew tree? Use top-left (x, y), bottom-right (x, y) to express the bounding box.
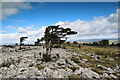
top-left (38, 25), bottom-right (77, 54)
top-left (19, 37), bottom-right (28, 50)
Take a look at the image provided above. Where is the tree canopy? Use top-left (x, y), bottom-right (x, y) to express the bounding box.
top-left (38, 25), bottom-right (77, 54)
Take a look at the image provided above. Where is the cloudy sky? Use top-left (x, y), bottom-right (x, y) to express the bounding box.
top-left (0, 2), bottom-right (119, 45)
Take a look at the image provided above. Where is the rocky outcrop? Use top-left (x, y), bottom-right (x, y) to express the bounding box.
top-left (0, 46), bottom-right (119, 79)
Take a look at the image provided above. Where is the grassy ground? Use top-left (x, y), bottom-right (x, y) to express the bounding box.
top-left (63, 43), bottom-right (120, 76)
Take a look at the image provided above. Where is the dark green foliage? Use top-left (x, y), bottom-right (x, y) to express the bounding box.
top-left (99, 39), bottom-right (109, 47)
top-left (19, 37), bottom-right (28, 49)
top-left (109, 43), bottom-right (115, 46)
top-left (78, 44), bottom-right (81, 48)
top-left (82, 43), bottom-right (89, 45)
top-left (15, 43), bottom-right (18, 46)
top-left (42, 54), bottom-right (52, 62)
top-left (116, 43), bottom-right (120, 46)
top-left (66, 41), bottom-right (70, 44)
top-left (73, 41), bottom-right (78, 44)
top-left (39, 25), bottom-right (77, 54)
top-left (71, 57), bottom-right (80, 63)
top-left (92, 42), bottom-right (99, 46)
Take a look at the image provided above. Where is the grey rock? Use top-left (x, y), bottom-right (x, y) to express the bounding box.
top-left (57, 69), bottom-right (68, 78)
top-left (57, 59), bottom-right (66, 65)
top-left (109, 58), bottom-right (114, 61)
top-left (102, 73), bottom-right (111, 78)
top-left (67, 59), bottom-right (78, 67)
top-left (81, 68), bottom-right (100, 78)
top-left (82, 59), bottom-right (88, 62)
top-left (74, 67), bottom-right (84, 75)
top-left (110, 74), bottom-right (117, 78)
top-left (7, 70), bottom-right (16, 78)
top-left (0, 58), bottom-right (3, 68)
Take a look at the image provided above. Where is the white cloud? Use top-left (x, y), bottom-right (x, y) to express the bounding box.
top-left (26, 27), bottom-right (34, 31)
top-left (1, 26), bottom-right (47, 44)
top-left (1, 10), bottom-right (118, 44)
top-left (1, 2), bottom-right (32, 19)
top-left (17, 27), bottom-right (26, 33)
top-left (0, 30), bottom-right (6, 33)
top-left (32, 25), bottom-right (34, 27)
top-left (55, 12), bottom-right (118, 41)
top-left (6, 26), bottom-right (16, 29)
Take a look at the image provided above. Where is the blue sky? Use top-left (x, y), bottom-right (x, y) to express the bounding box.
top-left (1, 2), bottom-right (119, 44)
top-left (2, 2), bottom-right (118, 33)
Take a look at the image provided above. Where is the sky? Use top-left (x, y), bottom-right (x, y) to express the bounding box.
top-left (0, 2), bottom-right (119, 45)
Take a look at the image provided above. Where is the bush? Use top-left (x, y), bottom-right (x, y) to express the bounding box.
top-left (42, 54), bottom-right (52, 62)
top-left (66, 41), bottom-right (70, 44)
top-left (78, 44), bottom-right (81, 48)
top-left (73, 41), bottom-right (78, 44)
top-left (71, 57), bottom-right (80, 63)
top-left (99, 39), bottom-right (109, 47)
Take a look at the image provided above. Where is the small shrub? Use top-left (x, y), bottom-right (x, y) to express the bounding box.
top-left (42, 54), bottom-right (51, 62)
top-left (71, 57), bottom-right (80, 63)
top-left (63, 46), bottom-right (66, 49)
top-left (73, 41), bottom-right (78, 44)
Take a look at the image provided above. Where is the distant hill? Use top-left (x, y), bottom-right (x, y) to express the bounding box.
top-left (77, 38), bottom-right (119, 43)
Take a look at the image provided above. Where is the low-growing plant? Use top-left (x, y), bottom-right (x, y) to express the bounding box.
top-left (42, 54), bottom-right (52, 62)
top-left (35, 64), bottom-right (44, 70)
top-left (71, 57), bottom-right (80, 63)
top-left (95, 49), bottom-right (107, 55)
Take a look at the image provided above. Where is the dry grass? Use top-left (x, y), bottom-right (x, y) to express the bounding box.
top-left (64, 44), bottom-right (119, 76)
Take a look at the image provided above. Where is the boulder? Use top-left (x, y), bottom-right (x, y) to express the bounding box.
top-left (7, 70), bottom-right (16, 78)
top-left (81, 68), bottom-right (100, 78)
top-left (0, 58), bottom-right (3, 68)
top-left (82, 59), bottom-right (88, 62)
top-left (57, 69), bottom-right (68, 78)
top-left (56, 59), bottom-right (66, 65)
top-left (67, 59), bottom-right (78, 67)
top-left (102, 73), bottom-right (111, 78)
top-left (74, 67), bottom-right (84, 75)
top-left (110, 74), bottom-right (117, 78)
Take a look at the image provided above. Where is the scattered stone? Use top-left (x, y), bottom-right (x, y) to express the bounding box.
top-left (82, 59), bottom-right (88, 62)
top-left (109, 58), bottom-right (114, 61)
top-left (109, 74), bottom-right (117, 78)
top-left (56, 59), bottom-right (66, 65)
top-left (102, 73), bottom-right (111, 78)
top-left (67, 59), bottom-right (79, 67)
top-left (81, 68), bottom-right (100, 78)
